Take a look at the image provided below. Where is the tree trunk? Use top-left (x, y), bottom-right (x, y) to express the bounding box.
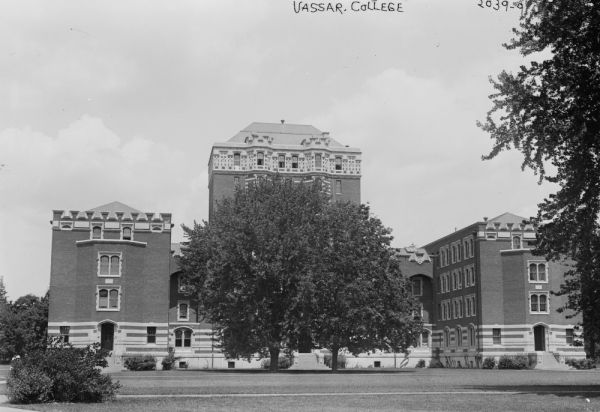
top-left (269, 347), bottom-right (280, 372)
top-left (331, 345), bottom-right (339, 372)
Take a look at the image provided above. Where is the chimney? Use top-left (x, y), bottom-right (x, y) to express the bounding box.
top-left (281, 119), bottom-right (285, 124)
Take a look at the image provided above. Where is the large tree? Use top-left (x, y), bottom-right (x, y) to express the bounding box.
top-left (180, 177), bottom-right (328, 370)
top-left (0, 293), bottom-right (49, 359)
top-left (309, 202), bottom-right (422, 371)
top-left (478, 1), bottom-right (600, 355)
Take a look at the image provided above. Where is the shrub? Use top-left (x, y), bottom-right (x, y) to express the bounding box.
top-left (161, 347), bottom-right (179, 370)
top-left (415, 359), bottom-right (426, 368)
top-left (498, 355), bottom-right (529, 370)
top-left (7, 338), bottom-right (120, 404)
top-left (565, 358), bottom-right (597, 369)
top-left (428, 358), bottom-right (444, 368)
top-left (261, 356), bottom-right (294, 370)
top-left (124, 355), bottom-right (156, 371)
top-left (7, 362), bottom-right (52, 404)
top-left (482, 357), bottom-right (496, 369)
top-left (323, 354), bottom-right (347, 369)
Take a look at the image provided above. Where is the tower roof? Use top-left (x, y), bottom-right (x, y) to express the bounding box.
top-left (228, 122), bottom-right (345, 147)
top-left (488, 212), bottom-right (528, 226)
top-left (89, 201), bottom-right (141, 214)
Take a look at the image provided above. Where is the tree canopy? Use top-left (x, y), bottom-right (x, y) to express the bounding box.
top-left (180, 177), bottom-right (421, 370)
top-left (478, 1), bottom-right (600, 355)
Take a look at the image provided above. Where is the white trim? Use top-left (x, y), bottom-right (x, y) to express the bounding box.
top-left (529, 291), bottom-right (550, 314)
top-left (527, 260), bottom-right (549, 283)
top-left (76, 239), bottom-right (147, 246)
top-left (97, 251), bottom-right (122, 277)
top-left (96, 286), bottom-right (121, 311)
top-left (177, 301), bottom-right (190, 321)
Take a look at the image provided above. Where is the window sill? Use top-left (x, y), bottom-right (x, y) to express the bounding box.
top-left (77, 239), bottom-right (147, 247)
top-left (97, 308), bottom-right (120, 312)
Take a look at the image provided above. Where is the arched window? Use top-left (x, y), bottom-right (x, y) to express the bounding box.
top-left (512, 236), bottom-right (521, 249)
top-left (456, 327), bottom-right (462, 346)
top-left (335, 157), bottom-right (342, 171)
top-left (122, 227), bottom-right (132, 240)
top-left (99, 256), bottom-right (110, 275)
top-left (469, 325), bottom-right (476, 346)
top-left (257, 152), bottom-right (264, 166)
top-left (539, 294), bottom-right (547, 312)
top-left (98, 289), bottom-right (109, 308)
top-left (109, 289), bottom-right (119, 308)
top-left (538, 263), bottom-right (547, 281)
top-left (92, 226), bottom-right (102, 239)
top-left (444, 328), bottom-right (450, 347)
top-left (530, 294), bottom-right (539, 312)
top-left (98, 253), bottom-right (121, 277)
top-left (175, 328), bottom-right (192, 347)
top-left (178, 302), bottom-right (189, 321)
top-left (110, 256), bottom-right (120, 276)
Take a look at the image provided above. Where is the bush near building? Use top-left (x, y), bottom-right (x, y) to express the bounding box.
top-left (565, 358), bottom-right (597, 370)
top-left (161, 348), bottom-right (179, 370)
top-left (498, 355), bottom-right (529, 370)
top-left (428, 359), bottom-right (444, 368)
top-left (261, 356), bottom-right (294, 370)
top-left (482, 357), bottom-right (496, 369)
top-left (124, 355), bottom-right (156, 371)
top-left (323, 354), bottom-right (346, 369)
top-left (415, 359), bottom-right (426, 368)
top-left (7, 339), bottom-right (120, 404)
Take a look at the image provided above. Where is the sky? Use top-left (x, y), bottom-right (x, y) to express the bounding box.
top-left (0, 0), bottom-right (555, 300)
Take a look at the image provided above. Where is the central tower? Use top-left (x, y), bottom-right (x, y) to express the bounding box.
top-left (208, 122), bottom-right (362, 217)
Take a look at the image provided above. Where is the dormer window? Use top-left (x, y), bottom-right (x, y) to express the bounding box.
top-left (335, 157), bottom-right (342, 171)
top-left (233, 153), bottom-right (240, 167)
top-left (278, 155), bottom-right (285, 169)
top-left (92, 226), bottom-right (102, 239)
top-left (122, 227), bottom-right (132, 241)
top-left (257, 152), bottom-right (264, 166)
top-left (292, 155), bottom-right (298, 169)
top-left (315, 153), bottom-right (322, 169)
top-left (512, 235), bottom-right (521, 249)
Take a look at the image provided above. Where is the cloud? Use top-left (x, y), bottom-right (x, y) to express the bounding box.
top-left (0, 115), bottom-right (205, 299)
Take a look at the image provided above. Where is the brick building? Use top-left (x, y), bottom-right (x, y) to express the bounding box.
top-left (421, 212), bottom-right (585, 367)
top-left (208, 121), bottom-right (362, 217)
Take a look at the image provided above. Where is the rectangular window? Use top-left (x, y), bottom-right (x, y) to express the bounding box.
top-left (97, 287), bottom-right (120, 311)
top-left (315, 153), bottom-right (322, 168)
top-left (91, 225), bottom-right (103, 240)
top-left (335, 179), bottom-right (342, 194)
top-left (59, 326), bottom-right (70, 343)
top-left (457, 269), bottom-right (462, 289)
top-left (412, 278), bottom-right (423, 296)
top-left (492, 328), bottom-right (501, 345)
top-left (528, 261), bottom-right (548, 282)
top-left (257, 152), bottom-right (264, 166)
top-left (147, 327), bottom-right (156, 344)
top-left (292, 155), bottom-right (298, 168)
top-left (233, 153), bottom-right (240, 166)
top-left (335, 157), bottom-right (342, 171)
top-left (566, 329), bottom-right (574, 345)
top-left (278, 155), bottom-right (285, 168)
top-left (470, 267), bottom-right (476, 286)
top-left (98, 252), bottom-right (122, 277)
top-left (178, 302), bottom-right (189, 321)
top-left (530, 292), bottom-right (549, 313)
top-left (122, 226), bottom-right (132, 241)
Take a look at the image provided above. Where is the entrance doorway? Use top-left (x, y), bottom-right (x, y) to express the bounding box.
top-left (100, 322), bottom-right (115, 351)
top-left (534, 325), bottom-right (546, 351)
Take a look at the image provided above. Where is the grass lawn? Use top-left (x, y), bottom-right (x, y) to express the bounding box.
top-left (3, 368), bottom-right (600, 411)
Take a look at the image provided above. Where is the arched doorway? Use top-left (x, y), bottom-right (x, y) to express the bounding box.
top-left (533, 324), bottom-right (547, 351)
top-left (100, 322), bottom-right (115, 351)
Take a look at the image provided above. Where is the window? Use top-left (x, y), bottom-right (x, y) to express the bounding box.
top-left (174, 328), bottom-right (192, 348)
top-left (234, 176), bottom-right (240, 187)
top-left (512, 235), bottom-right (522, 249)
top-left (454, 300), bottom-right (459, 319)
top-left (257, 152), bottom-right (264, 166)
top-left (233, 153), bottom-right (240, 166)
top-left (444, 328), bottom-right (450, 347)
top-left (464, 240), bottom-right (471, 258)
top-left (59, 326), bottom-right (70, 343)
top-left (292, 155), bottom-right (298, 168)
top-left (443, 274), bottom-right (448, 293)
top-left (278, 155), bottom-right (285, 168)
top-left (456, 327), bottom-right (462, 346)
top-left (464, 268), bottom-right (470, 287)
top-left (178, 302), bottom-right (189, 321)
top-left (412, 278), bottom-right (423, 296)
top-left (335, 179), bottom-right (342, 194)
top-left (470, 267), bottom-right (476, 286)
top-left (469, 325), bottom-right (476, 346)
top-left (451, 245), bottom-right (456, 264)
top-left (92, 225), bottom-right (102, 239)
top-left (421, 331), bottom-right (429, 347)
top-left (315, 154), bottom-right (322, 168)
top-left (530, 292), bottom-right (549, 313)
top-left (469, 239), bottom-right (474, 257)
top-left (335, 157), bottom-right (342, 171)
top-left (492, 328), bottom-right (501, 345)
top-left (566, 328), bottom-right (574, 345)
top-left (457, 269), bottom-right (462, 289)
top-left (122, 226), bottom-right (132, 241)
top-left (97, 287), bottom-right (120, 311)
top-left (528, 262), bottom-right (547, 282)
top-left (452, 272), bottom-right (457, 290)
top-left (147, 327), bottom-right (156, 344)
top-left (98, 253), bottom-right (121, 277)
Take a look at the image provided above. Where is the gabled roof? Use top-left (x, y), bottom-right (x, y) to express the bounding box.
top-left (227, 122), bottom-right (345, 147)
top-left (488, 212), bottom-right (528, 226)
top-left (89, 201), bottom-right (141, 214)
